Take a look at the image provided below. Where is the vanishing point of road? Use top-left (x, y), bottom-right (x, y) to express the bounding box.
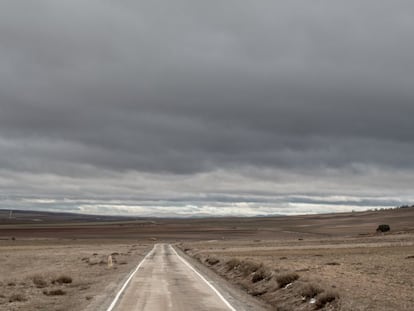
top-left (107, 243), bottom-right (237, 311)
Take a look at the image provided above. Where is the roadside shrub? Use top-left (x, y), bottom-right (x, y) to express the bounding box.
top-left (43, 289), bottom-right (66, 296)
top-left (239, 261), bottom-right (262, 276)
top-left (275, 272), bottom-right (299, 288)
top-left (205, 257), bottom-right (220, 266)
top-left (315, 291), bottom-right (339, 309)
top-left (32, 275), bottom-right (47, 288)
top-left (226, 258), bottom-right (241, 271)
top-left (300, 283), bottom-right (323, 299)
top-left (376, 224), bottom-right (390, 233)
top-left (52, 275), bottom-right (72, 284)
top-left (9, 294), bottom-right (26, 302)
top-left (251, 268), bottom-right (271, 283)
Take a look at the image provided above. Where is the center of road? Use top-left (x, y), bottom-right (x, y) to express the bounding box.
top-left (106, 243), bottom-right (236, 311)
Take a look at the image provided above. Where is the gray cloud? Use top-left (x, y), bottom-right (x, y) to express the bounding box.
top-left (1, 1), bottom-right (414, 215)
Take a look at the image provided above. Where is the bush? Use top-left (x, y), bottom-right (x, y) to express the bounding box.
top-left (275, 272), bottom-right (299, 288)
top-left (251, 268), bottom-right (271, 283)
top-left (225, 258), bottom-right (241, 271)
top-left (205, 257), bottom-right (220, 266)
top-left (315, 291), bottom-right (339, 309)
top-left (32, 275), bottom-right (47, 288)
top-left (239, 261), bottom-right (262, 276)
top-left (376, 224), bottom-right (390, 233)
top-left (300, 283), bottom-right (323, 299)
top-left (9, 294), bottom-right (26, 302)
top-left (52, 276), bottom-right (72, 284)
top-left (43, 289), bottom-right (66, 296)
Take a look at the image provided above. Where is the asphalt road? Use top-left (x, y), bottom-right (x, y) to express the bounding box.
top-left (110, 243), bottom-right (235, 311)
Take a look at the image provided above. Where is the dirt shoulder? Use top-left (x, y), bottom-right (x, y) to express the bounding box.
top-left (173, 245), bottom-right (271, 311)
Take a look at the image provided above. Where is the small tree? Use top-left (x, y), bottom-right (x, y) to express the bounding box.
top-left (376, 224), bottom-right (390, 233)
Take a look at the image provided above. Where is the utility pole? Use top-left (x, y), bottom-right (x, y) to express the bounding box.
top-left (9, 210), bottom-right (13, 219)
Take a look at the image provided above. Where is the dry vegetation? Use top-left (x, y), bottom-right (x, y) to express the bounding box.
top-left (0, 239), bottom-right (151, 311)
top-left (180, 232), bottom-right (414, 310)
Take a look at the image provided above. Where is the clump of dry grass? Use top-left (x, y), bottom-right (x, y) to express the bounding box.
top-left (275, 272), bottom-right (299, 288)
top-left (315, 290), bottom-right (339, 309)
top-left (205, 257), bottom-right (220, 266)
top-left (43, 289), bottom-right (66, 296)
top-left (300, 283), bottom-right (323, 299)
top-left (52, 275), bottom-right (72, 285)
top-left (225, 258), bottom-right (241, 271)
top-left (9, 294), bottom-right (27, 302)
top-left (251, 268), bottom-right (271, 283)
top-left (239, 261), bottom-right (262, 276)
top-left (32, 275), bottom-right (48, 288)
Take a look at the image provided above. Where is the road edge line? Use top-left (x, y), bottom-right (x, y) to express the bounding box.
top-left (170, 244), bottom-right (237, 311)
top-left (105, 244), bottom-right (157, 311)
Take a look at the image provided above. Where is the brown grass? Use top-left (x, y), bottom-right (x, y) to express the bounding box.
top-left (205, 257), bottom-right (220, 265)
top-left (9, 293), bottom-right (27, 302)
top-left (315, 290), bottom-right (339, 309)
top-left (225, 258), bottom-right (241, 270)
top-left (239, 261), bottom-right (262, 276)
top-left (275, 272), bottom-right (299, 288)
top-left (43, 289), bottom-right (66, 296)
top-left (52, 275), bottom-right (72, 284)
top-left (300, 283), bottom-right (323, 299)
top-left (251, 268), bottom-right (271, 283)
top-left (32, 275), bottom-right (47, 288)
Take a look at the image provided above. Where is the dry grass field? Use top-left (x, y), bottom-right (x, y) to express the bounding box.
top-left (180, 234), bottom-right (414, 310)
top-left (1, 207), bottom-right (413, 310)
top-left (177, 208), bottom-right (414, 311)
top-left (0, 239), bottom-right (151, 311)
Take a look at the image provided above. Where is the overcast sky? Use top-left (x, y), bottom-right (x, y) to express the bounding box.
top-left (1, 1), bottom-right (414, 216)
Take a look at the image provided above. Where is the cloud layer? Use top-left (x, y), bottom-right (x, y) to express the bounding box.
top-left (1, 1), bottom-right (414, 216)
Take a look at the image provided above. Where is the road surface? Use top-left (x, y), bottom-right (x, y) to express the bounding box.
top-left (109, 243), bottom-right (236, 311)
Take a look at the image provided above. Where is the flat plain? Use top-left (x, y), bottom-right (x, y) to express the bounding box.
top-left (0, 208), bottom-right (413, 310)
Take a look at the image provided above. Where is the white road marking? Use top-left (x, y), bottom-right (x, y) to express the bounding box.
top-left (170, 244), bottom-right (237, 311)
top-left (105, 244), bottom-right (157, 311)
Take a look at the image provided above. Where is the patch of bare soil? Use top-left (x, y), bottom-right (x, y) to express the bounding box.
top-left (0, 239), bottom-right (152, 311)
top-left (180, 233), bottom-right (414, 311)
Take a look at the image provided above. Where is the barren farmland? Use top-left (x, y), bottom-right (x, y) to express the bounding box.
top-left (0, 208), bottom-right (413, 310)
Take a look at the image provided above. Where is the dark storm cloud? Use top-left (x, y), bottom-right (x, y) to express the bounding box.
top-left (1, 1), bottom-right (414, 215)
